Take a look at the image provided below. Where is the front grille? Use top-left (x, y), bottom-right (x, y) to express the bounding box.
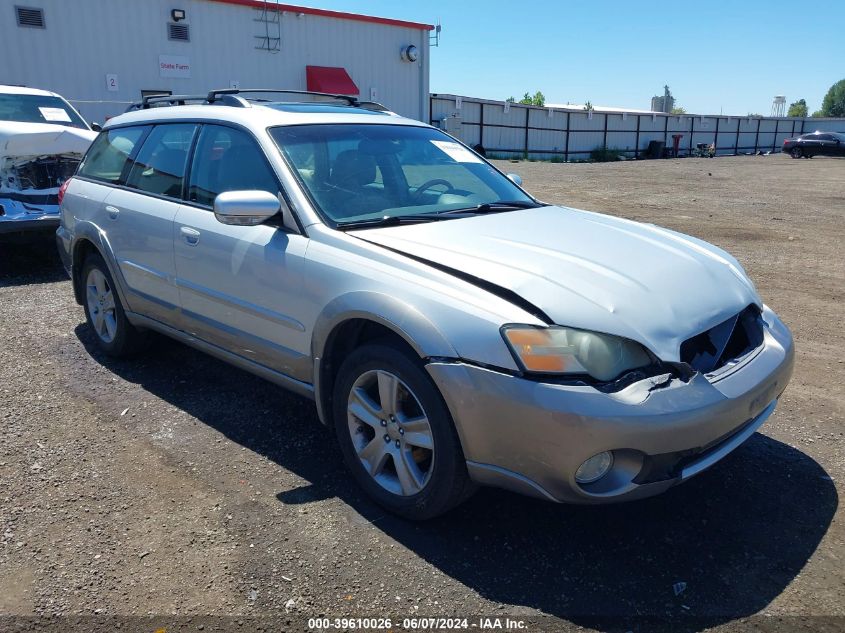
top-left (680, 304), bottom-right (764, 373)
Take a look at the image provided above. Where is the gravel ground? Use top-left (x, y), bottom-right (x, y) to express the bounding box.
top-left (1, 154), bottom-right (843, 632)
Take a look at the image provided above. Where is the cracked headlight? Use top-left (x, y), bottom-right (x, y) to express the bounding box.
top-left (502, 325), bottom-right (652, 381)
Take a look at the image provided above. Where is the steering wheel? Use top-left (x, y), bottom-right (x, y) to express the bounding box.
top-left (411, 178), bottom-right (456, 202)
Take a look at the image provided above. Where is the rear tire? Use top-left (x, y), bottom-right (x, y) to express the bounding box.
top-left (81, 253), bottom-right (148, 357)
top-left (332, 343), bottom-right (475, 520)
top-left (790, 147), bottom-right (802, 159)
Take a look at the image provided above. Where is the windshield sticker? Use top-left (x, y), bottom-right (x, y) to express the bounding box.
top-left (38, 107), bottom-right (72, 123)
top-left (431, 140), bottom-right (482, 164)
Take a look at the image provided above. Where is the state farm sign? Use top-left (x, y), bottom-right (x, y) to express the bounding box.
top-left (159, 55), bottom-right (191, 78)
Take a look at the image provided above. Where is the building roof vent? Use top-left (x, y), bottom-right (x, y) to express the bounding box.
top-left (168, 22), bottom-right (190, 41)
top-left (16, 6), bottom-right (45, 28)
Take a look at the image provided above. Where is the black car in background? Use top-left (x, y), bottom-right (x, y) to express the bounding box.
top-left (782, 131), bottom-right (845, 158)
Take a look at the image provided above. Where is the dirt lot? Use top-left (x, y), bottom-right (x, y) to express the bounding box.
top-left (1, 155), bottom-right (843, 632)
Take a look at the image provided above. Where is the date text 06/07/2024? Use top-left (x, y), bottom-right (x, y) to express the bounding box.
top-left (306, 617), bottom-right (529, 630)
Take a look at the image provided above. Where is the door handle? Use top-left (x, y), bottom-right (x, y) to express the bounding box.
top-left (105, 205), bottom-right (120, 220)
top-left (180, 226), bottom-right (201, 246)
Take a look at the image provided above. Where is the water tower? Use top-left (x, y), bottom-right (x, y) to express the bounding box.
top-left (771, 95), bottom-right (786, 117)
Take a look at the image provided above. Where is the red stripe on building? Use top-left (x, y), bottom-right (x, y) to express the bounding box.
top-left (204, 0), bottom-right (434, 31)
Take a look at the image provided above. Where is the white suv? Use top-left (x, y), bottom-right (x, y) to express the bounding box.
top-left (58, 89), bottom-right (793, 519)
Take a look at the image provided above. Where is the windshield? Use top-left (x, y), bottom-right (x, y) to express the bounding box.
top-left (269, 124), bottom-right (535, 225)
top-left (0, 93), bottom-right (89, 129)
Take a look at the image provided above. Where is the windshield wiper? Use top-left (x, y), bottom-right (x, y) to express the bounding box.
top-left (336, 214), bottom-right (451, 230)
top-left (336, 201), bottom-right (542, 230)
top-left (438, 200), bottom-right (541, 215)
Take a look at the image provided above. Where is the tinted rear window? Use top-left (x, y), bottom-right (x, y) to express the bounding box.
top-left (78, 127), bottom-right (148, 184)
top-left (126, 124), bottom-right (197, 198)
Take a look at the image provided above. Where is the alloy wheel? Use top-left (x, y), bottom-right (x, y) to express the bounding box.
top-left (85, 268), bottom-right (117, 343)
top-left (346, 369), bottom-right (435, 496)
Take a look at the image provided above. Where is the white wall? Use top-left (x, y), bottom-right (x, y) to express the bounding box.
top-left (1, 0), bottom-right (430, 123)
top-left (431, 94), bottom-right (845, 159)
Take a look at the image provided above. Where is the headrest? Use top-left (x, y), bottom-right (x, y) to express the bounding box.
top-left (331, 149), bottom-right (376, 187)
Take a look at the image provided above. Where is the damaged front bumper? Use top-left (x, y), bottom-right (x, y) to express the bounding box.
top-left (1, 125), bottom-right (92, 235)
top-left (0, 194), bottom-right (60, 234)
top-left (0, 190), bottom-right (59, 234)
top-left (426, 306), bottom-right (794, 504)
top-left (1, 155), bottom-right (78, 234)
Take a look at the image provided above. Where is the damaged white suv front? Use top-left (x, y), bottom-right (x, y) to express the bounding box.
top-left (0, 85), bottom-right (96, 234)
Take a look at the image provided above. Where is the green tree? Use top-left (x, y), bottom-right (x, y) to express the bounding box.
top-left (670, 106), bottom-right (686, 114)
top-left (820, 79), bottom-right (845, 117)
top-left (811, 110), bottom-right (824, 118)
top-left (512, 91), bottom-right (546, 106)
top-left (787, 98), bottom-right (808, 117)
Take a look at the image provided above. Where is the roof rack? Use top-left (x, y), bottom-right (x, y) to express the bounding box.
top-left (126, 89), bottom-right (392, 114)
top-left (354, 100), bottom-right (391, 112)
top-left (141, 93), bottom-right (208, 108)
top-left (206, 88), bottom-right (361, 106)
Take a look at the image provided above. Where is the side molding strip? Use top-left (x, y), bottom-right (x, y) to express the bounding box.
top-left (125, 311), bottom-right (316, 401)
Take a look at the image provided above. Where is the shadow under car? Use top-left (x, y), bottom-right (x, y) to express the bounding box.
top-left (74, 322), bottom-right (837, 632)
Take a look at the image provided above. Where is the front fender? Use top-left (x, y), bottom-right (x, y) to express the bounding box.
top-left (312, 290), bottom-right (459, 361)
top-left (311, 291), bottom-right (460, 425)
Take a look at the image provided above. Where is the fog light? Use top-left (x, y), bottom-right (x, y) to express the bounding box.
top-left (575, 451), bottom-right (614, 484)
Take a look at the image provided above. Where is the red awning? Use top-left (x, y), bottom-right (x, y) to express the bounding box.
top-left (306, 66), bottom-right (359, 96)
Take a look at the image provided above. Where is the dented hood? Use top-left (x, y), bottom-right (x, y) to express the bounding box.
top-left (0, 121), bottom-right (96, 160)
top-left (356, 206), bottom-right (761, 361)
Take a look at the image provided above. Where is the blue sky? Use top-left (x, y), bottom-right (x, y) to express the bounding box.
top-left (312, 0), bottom-right (844, 115)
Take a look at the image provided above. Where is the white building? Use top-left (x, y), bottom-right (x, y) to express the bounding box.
top-left (1, 0), bottom-right (433, 124)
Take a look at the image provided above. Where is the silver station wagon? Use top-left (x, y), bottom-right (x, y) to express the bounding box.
top-left (57, 89), bottom-right (794, 519)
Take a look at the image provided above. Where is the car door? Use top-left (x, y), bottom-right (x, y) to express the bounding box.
top-left (814, 134), bottom-right (835, 156)
top-left (173, 123), bottom-right (311, 382)
top-left (102, 123), bottom-right (198, 326)
top-left (799, 134), bottom-right (819, 156)
top-left (72, 125), bottom-right (149, 245)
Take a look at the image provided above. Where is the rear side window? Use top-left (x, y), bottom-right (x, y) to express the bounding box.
top-left (78, 127), bottom-right (147, 184)
top-left (188, 125), bottom-right (279, 207)
top-left (126, 123), bottom-right (198, 198)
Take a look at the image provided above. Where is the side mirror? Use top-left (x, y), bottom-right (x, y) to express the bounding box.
top-left (507, 173), bottom-right (523, 186)
top-left (213, 190), bottom-right (281, 226)
top-left (91, 122), bottom-right (103, 132)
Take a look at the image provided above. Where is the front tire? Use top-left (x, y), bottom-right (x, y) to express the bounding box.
top-left (81, 253), bottom-right (148, 356)
top-left (332, 343), bottom-right (475, 520)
